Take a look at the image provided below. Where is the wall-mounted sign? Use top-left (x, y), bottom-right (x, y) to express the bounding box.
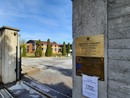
top-left (76, 35), bottom-right (104, 81)
top-left (82, 74), bottom-right (98, 98)
top-left (76, 35), bottom-right (104, 57)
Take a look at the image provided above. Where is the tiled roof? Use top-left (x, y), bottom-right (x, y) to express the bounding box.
top-left (27, 40), bottom-right (60, 45)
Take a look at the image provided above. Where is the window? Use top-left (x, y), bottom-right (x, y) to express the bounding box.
top-left (32, 43), bottom-right (35, 46)
top-left (27, 46), bottom-right (29, 49)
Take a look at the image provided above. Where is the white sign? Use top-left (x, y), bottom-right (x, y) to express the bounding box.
top-left (82, 74), bottom-right (98, 98)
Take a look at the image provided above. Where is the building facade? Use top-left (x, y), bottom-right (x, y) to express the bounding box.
top-left (26, 40), bottom-right (61, 54)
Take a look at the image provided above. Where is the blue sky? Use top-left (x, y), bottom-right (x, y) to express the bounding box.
top-left (0, 0), bottom-right (72, 44)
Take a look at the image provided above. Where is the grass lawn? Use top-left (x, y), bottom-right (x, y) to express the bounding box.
top-left (26, 53), bottom-right (35, 58)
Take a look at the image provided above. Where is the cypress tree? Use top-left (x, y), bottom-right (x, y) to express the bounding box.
top-left (67, 43), bottom-right (70, 55)
top-left (35, 40), bottom-right (42, 57)
top-left (62, 42), bottom-right (66, 56)
top-left (45, 39), bottom-right (52, 57)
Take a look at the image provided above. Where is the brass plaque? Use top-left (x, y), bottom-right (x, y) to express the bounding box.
top-left (76, 35), bottom-right (104, 57)
top-left (76, 57), bottom-right (104, 80)
top-left (76, 35), bottom-right (104, 81)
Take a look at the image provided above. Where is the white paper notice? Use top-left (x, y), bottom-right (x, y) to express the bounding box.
top-left (82, 74), bottom-right (98, 98)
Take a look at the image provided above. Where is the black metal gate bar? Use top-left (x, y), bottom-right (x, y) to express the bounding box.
top-left (19, 46), bottom-right (22, 80)
top-left (16, 46), bottom-right (22, 81)
top-left (16, 46), bottom-right (18, 81)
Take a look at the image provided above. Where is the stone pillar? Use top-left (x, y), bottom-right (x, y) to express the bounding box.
top-left (72, 0), bottom-right (107, 98)
top-left (72, 0), bottom-right (130, 98)
top-left (0, 30), bottom-right (2, 82)
top-left (0, 26), bottom-right (20, 84)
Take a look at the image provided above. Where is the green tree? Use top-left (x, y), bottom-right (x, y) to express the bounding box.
top-left (22, 44), bottom-right (26, 57)
top-left (20, 39), bottom-right (26, 46)
top-left (20, 39), bottom-right (26, 57)
top-left (35, 40), bottom-right (42, 57)
top-left (45, 39), bottom-right (52, 57)
top-left (62, 42), bottom-right (66, 56)
top-left (67, 43), bottom-right (70, 54)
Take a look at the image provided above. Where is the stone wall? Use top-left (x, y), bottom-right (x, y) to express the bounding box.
top-left (73, 0), bottom-right (130, 98)
top-left (0, 30), bottom-right (2, 82)
top-left (72, 0), bottom-right (107, 98)
top-left (108, 0), bottom-right (130, 98)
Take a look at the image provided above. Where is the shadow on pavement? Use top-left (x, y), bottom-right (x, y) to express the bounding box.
top-left (44, 65), bottom-right (72, 77)
top-left (22, 76), bottom-right (72, 98)
top-left (43, 82), bottom-right (72, 97)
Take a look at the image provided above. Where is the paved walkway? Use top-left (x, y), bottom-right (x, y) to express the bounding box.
top-left (22, 57), bottom-right (72, 97)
